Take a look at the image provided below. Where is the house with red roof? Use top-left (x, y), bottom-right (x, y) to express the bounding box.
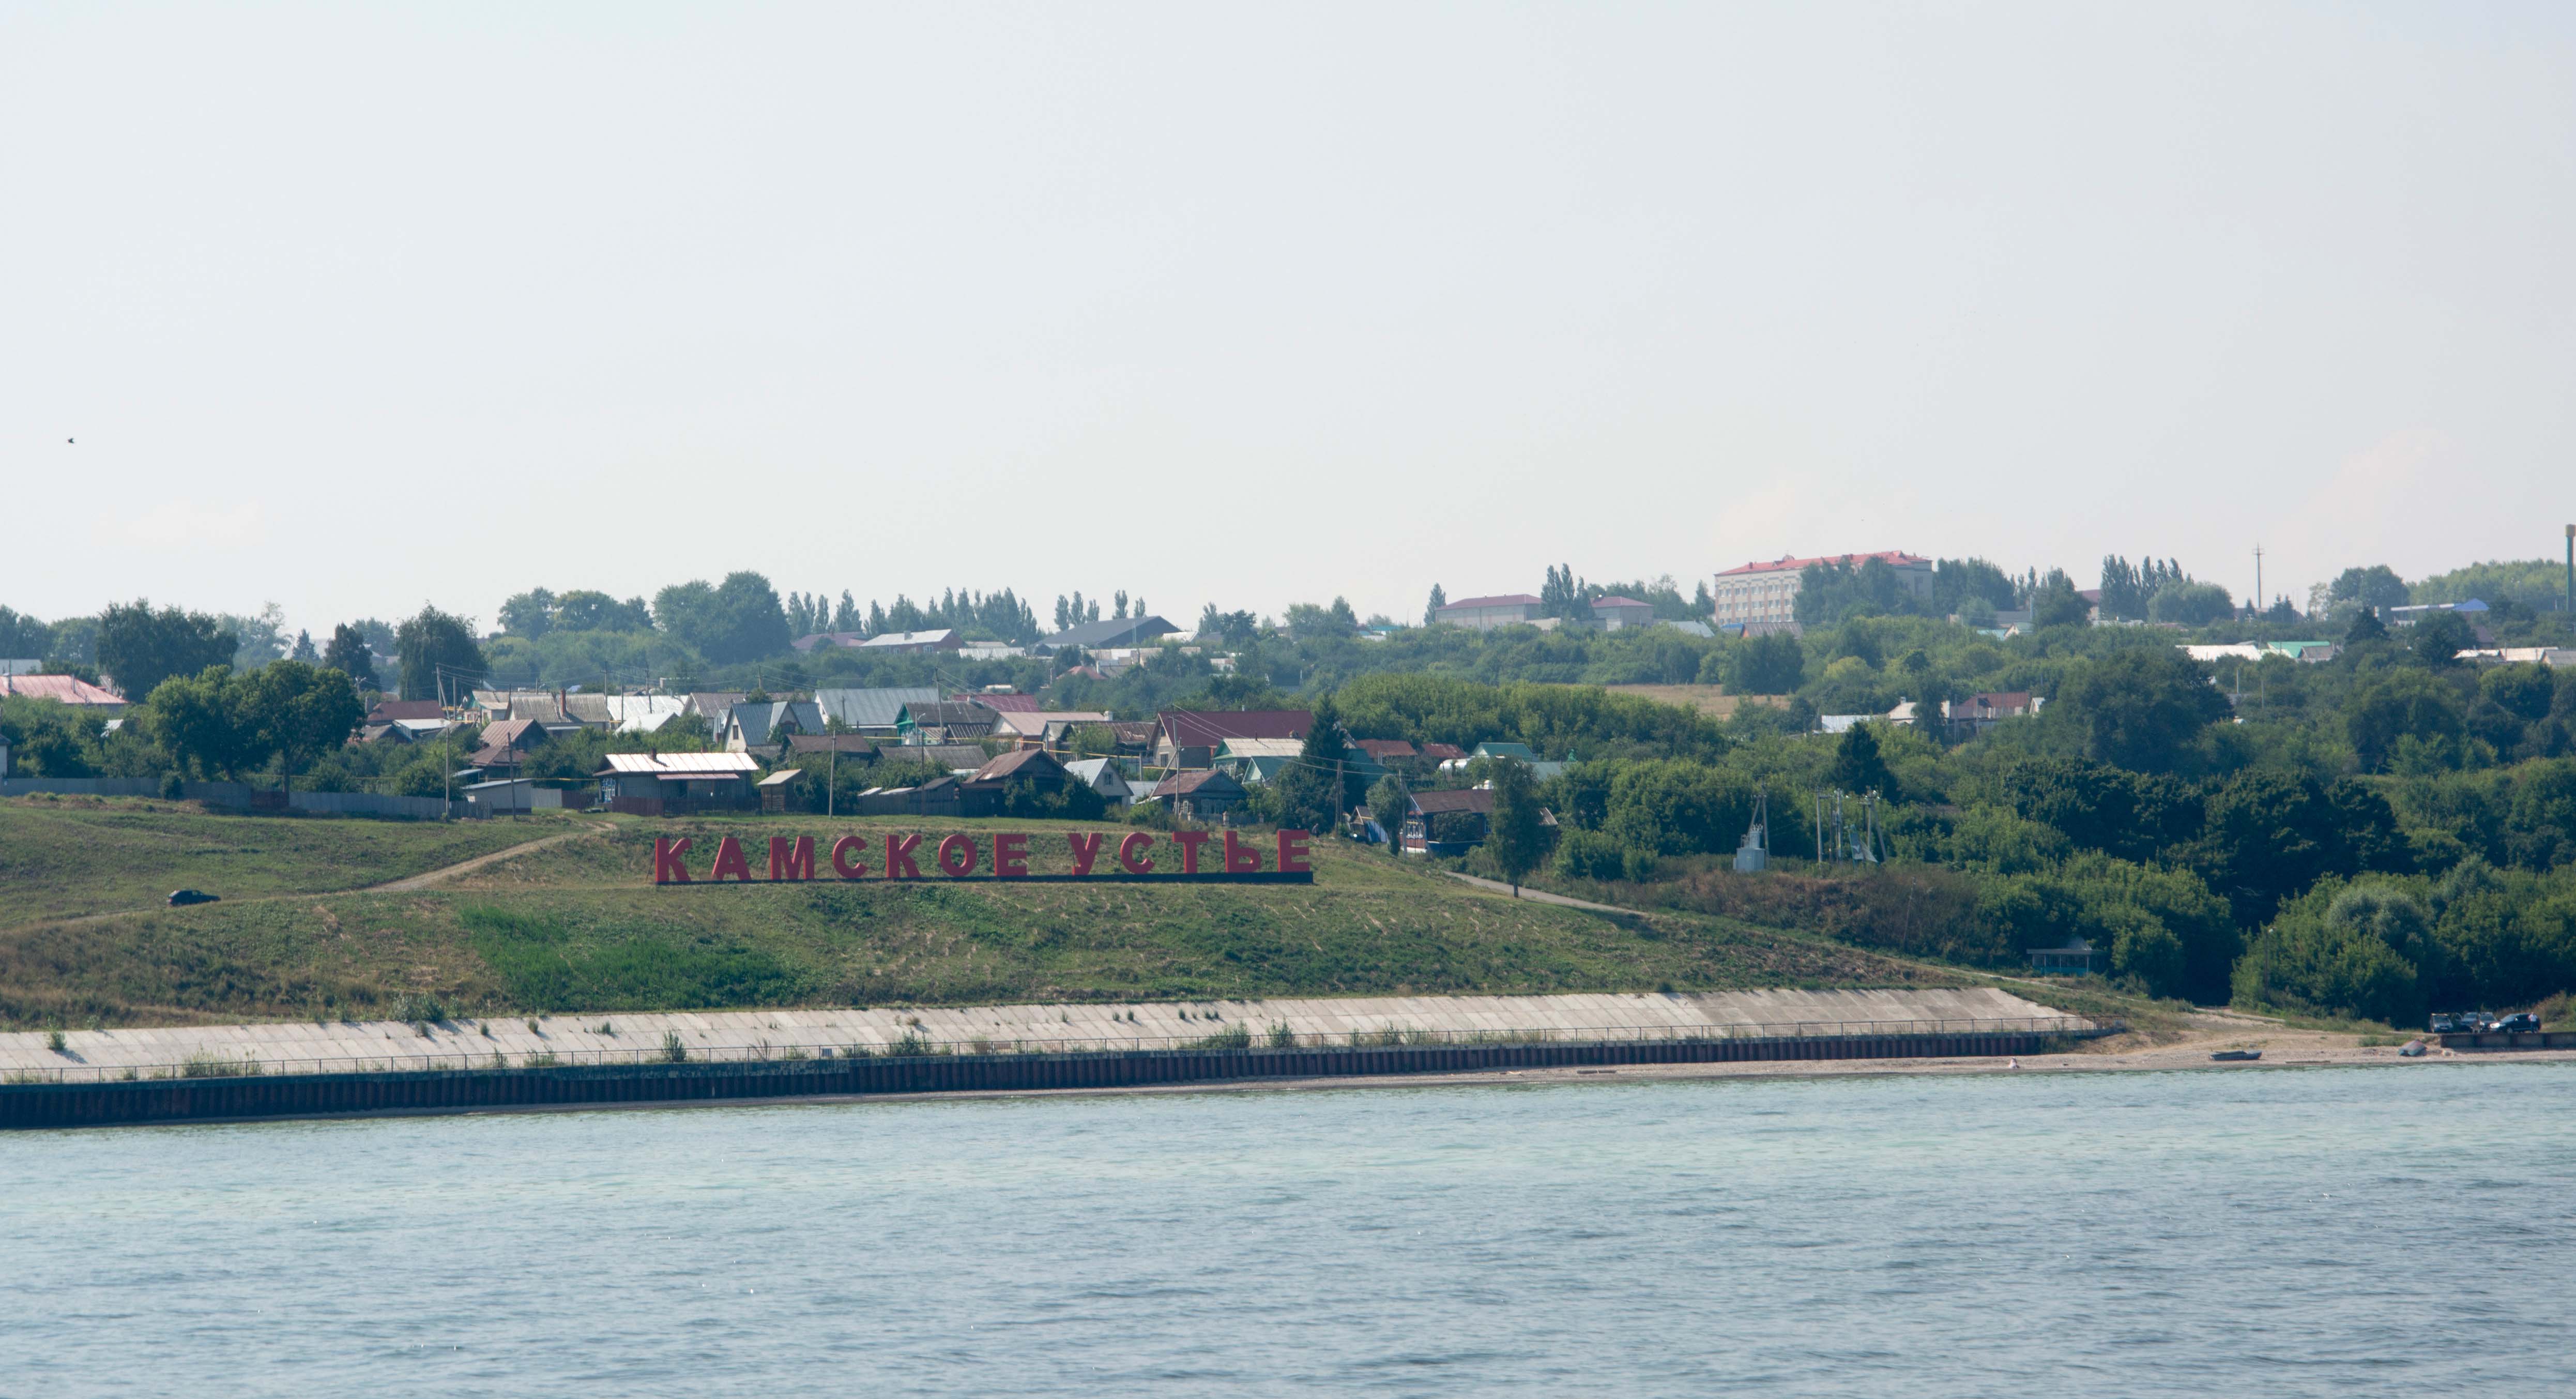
top-left (0, 673), bottom-right (127, 712)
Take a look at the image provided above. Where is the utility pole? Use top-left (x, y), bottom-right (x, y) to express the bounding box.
top-left (2253, 543), bottom-right (2264, 618)
top-left (2565, 524), bottom-right (2572, 616)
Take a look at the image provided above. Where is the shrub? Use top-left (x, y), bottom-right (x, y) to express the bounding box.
top-left (1551, 829), bottom-right (1625, 881)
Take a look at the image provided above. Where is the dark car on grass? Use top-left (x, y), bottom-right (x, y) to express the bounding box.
top-left (166, 889), bottom-right (220, 907)
top-left (2491, 1013), bottom-right (2541, 1034)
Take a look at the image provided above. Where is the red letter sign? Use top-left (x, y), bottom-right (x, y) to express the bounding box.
top-left (1117, 831), bottom-right (1155, 874)
top-left (936, 833), bottom-right (979, 877)
top-left (1223, 830), bottom-right (1261, 873)
top-left (1172, 830), bottom-right (1212, 875)
top-left (1067, 832), bottom-right (1104, 876)
top-left (886, 832), bottom-right (922, 879)
top-left (830, 834), bottom-right (871, 879)
top-left (1276, 828), bottom-right (1312, 874)
top-left (653, 837), bottom-right (693, 884)
top-left (768, 835), bottom-right (815, 882)
top-left (708, 835), bottom-right (754, 882)
top-left (994, 831), bottom-right (1030, 877)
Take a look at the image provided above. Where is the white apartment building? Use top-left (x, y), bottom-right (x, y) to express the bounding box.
top-left (1713, 552), bottom-right (1933, 630)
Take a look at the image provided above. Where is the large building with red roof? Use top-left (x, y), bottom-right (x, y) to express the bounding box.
top-left (0, 673), bottom-right (127, 710)
top-left (1711, 551), bottom-right (1931, 631)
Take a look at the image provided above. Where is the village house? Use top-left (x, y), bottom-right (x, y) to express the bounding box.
top-left (1214, 736), bottom-right (1304, 784)
top-left (814, 686), bottom-right (941, 736)
top-left (1150, 767), bottom-right (1247, 823)
top-left (723, 700), bottom-right (825, 754)
top-left (895, 702), bottom-right (1000, 744)
top-left (1033, 614), bottom-right (1180, 655)
top-left (1400, 787), bottom-right (1494, 856)
top-left (1062, 757), bottom-right (1138, 804)
top-left (1154, 709), bottom-right (1313, 770)
top-left (859, 628), bottom-right (962, 654)
top-left (593, 751), bottom-right (763, 817)
top-left (460, 718), bottom-right (553, 778)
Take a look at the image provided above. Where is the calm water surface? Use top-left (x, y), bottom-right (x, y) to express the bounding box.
top-left (4, 1064), bottom-right (2571, 1396)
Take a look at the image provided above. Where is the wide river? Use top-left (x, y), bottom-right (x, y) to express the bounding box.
top-left (5, 1063), bottom-right (2570, 1395)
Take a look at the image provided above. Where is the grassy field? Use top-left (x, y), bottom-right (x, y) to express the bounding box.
top-left (0, 808), bottom-right (1972, 1028)
top-left (0, 796), bottom-right (581, 930)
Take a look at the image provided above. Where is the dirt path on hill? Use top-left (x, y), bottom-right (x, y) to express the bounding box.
top-left (364, 824), bottom-right (607, 892)
top-left (1444, 872), bottom-right (1633, 914)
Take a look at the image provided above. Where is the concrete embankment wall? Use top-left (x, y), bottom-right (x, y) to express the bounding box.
top-left (0, 987), bottom-right (2078, 1082)
top-left (0, 1032), bottom-right (2084, 1130)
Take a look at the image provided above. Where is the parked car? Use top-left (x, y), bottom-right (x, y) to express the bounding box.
top-left (2491, 1013), bottom-right (2541, 1033)
top-left (166, 889), bottom-right (220, 907)
top-left (2429, 1012), bottom-right (2470, 1033)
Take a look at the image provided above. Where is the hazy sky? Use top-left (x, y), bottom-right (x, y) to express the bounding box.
top-left (7, 2), bottom-right (2573, 636)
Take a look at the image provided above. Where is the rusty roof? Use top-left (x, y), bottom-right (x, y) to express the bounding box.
top-left (0, 674), bottom-right (126, 705)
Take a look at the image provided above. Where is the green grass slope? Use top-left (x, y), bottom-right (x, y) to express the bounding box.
top-left (0, 796), bottom-right (579, 930)
top-left (0, 811), bottom-right (1963, 1028)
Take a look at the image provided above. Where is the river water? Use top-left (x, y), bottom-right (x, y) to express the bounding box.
top-left (5, 1063), bottom-right (2570, 1395)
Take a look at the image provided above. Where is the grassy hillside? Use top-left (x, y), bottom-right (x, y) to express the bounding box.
top-left (0, 809), bottom-right (1963, 1028)
top-left (0, 796), bottom-right (579, 930)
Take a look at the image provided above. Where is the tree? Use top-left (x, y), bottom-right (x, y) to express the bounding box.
top-left (2330, 565), bottom-right (2411, 612)
top-left (2147, 580), bottom-right (2235, 626)
top-left (289, 630), bottom-right (317, 663)
top-left (2051, 648), bottom-right (2231, 773)
top-left (2344, 605), bottom-right (2389, 644)
top-left (1266, 700), bottom-right (1361, 831)
top-left (2030, 570), bottom-right (2093, 629)
top-left (1731, 632), bottom-right (1804, 695)
top-left (2409, 610), bottom-right (2478, 667)
top-left (1365, 774), bottom-right (1412, 845)
top-left (322, 624), bottom-right (380, 691)
top-left (1423, 584), bottom-right (1447, 626)
top-left (2346, 670), bottom-right (2466, 772)
top-left (395, 606), bottom-right (485, 702)
top-left (1484, 756), bottom-right (1547, 894)
top-left (497, 588), bottom-right (558, 639)
top-left (0, 606), bottom-right (51, 659)
top-left (142, 666), bottom-right (257, 779)
top-left (1831, 722), bottom-right (1896, 797)
top-left (2481, 662), bottom-right (2556, 723)
top-left (96, 600), bottom-right (238, 702)
top-left (552, 590), bottom-right (652, 633)
top-left (240, 661), bottom-right (362, 790)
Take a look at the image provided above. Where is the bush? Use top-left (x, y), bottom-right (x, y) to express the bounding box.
top-left (1620, 847), bottom-right (1659, 883)
top-left (1551, 829), bottom-right (1625, 881)
top-left (2231, 881), bottom-right (2432, 1025)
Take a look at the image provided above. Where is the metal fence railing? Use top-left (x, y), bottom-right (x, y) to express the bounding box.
top-left (0, 1015), bottom-right (2114, 1085)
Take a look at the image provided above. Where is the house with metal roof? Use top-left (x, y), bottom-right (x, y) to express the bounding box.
top-left (896, 702), bottom-right (1000, 744)
top-left (1062, 757), bottom-right (1138, 804)
top-left (1149, 767), bottom-right (1247, 823)
top-left (859, 628), bottom-right (962, 653)
top-left (1590, 596), bottom-right (1655, 630)
top-left (1399, 787), bottom-right (1495, 856)
top-left (813, 686), bottom-right (940, 734)
top-left (723, 700), bottom-right (824, 754)
top-left (1154, 709), bottom-right (1313, 769)
top-left (592, 751), bottom-right (763, 816)
top-left (1034, 614), bottom-right (1179, 655)
top-left (0, 673), bottom-right (128, 711)
top-left (1432, 594), bottom-right (1544, 630)
top-left (1214, 736), bottom-right (1305, 783)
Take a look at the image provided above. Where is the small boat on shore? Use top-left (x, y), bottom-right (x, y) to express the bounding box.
top-left (2210, 1049), bottom-right (2262, 1062)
